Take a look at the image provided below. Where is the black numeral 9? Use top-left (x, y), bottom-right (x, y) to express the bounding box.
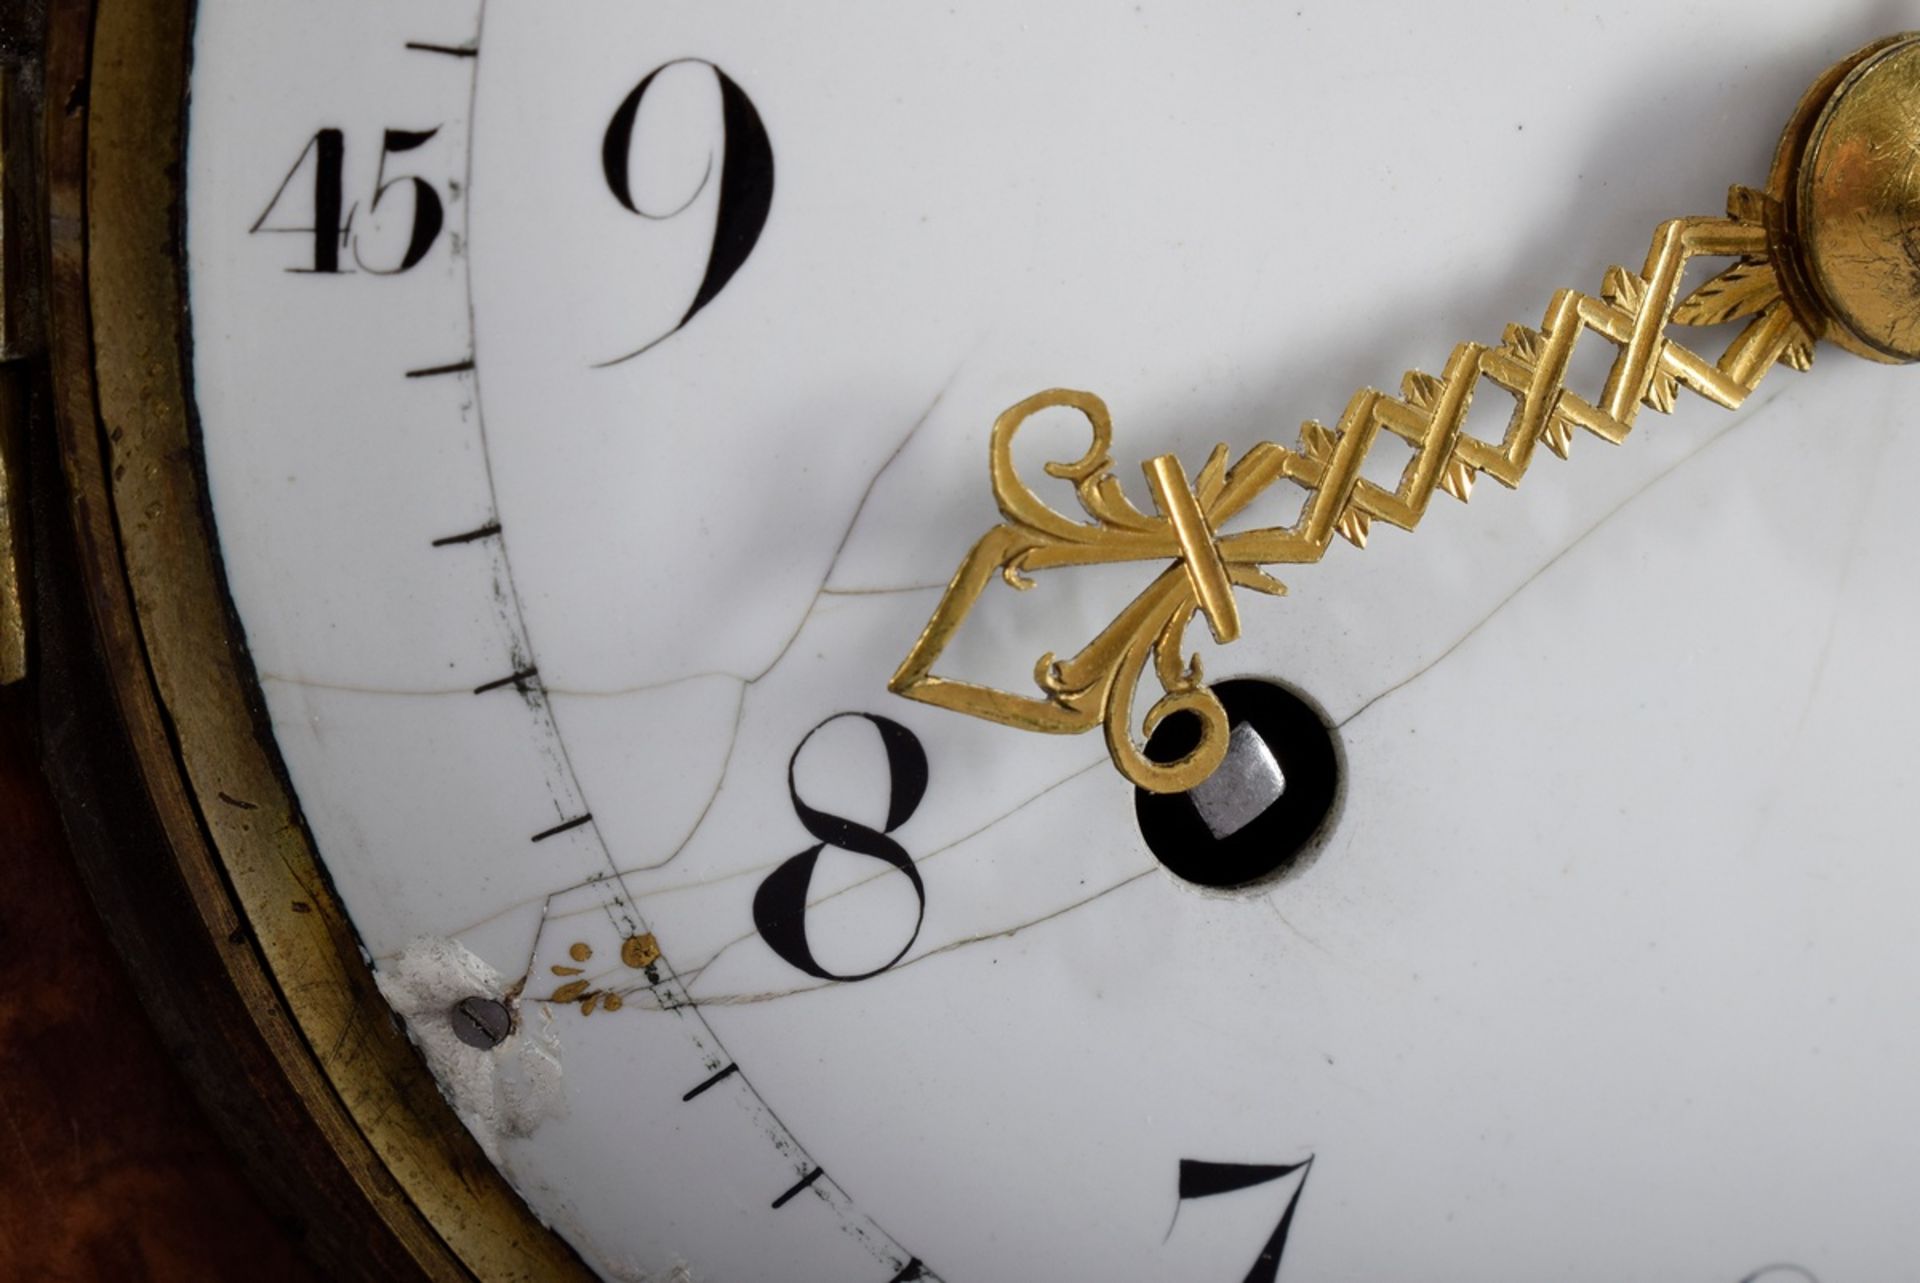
top-left (598, 59), bottom-right (775, 366)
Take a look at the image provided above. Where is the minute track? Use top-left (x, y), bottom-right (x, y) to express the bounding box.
top-left (418, 10), bottom-right (948, 1279)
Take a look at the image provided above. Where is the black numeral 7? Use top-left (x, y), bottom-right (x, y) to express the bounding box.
top-left (1170, 1156), bottom-right (1314, 1283)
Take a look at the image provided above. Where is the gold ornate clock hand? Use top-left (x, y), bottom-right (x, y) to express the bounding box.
top-left (893, 32), bottom-right (1920, 795)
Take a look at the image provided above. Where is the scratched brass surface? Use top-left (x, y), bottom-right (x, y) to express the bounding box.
top-left (1800, 36), bottom-right (1920, 362)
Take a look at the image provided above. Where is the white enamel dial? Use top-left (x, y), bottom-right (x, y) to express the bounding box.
top-left (185, 4), bottom-right (1920, 1280)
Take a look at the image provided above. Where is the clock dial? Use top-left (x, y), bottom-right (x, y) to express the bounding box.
top-left (182, 3), bottom-right (1920, 1280)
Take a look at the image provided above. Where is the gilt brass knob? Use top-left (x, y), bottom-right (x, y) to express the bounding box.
top-left (1782, 34), bottom-right (1920, 363)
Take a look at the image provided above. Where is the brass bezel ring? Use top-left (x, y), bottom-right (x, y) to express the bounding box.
top-left (40, 1), bottom-right (590, 1277)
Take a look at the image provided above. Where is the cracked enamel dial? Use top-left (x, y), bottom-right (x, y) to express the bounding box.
top-left (187, 3), bottom-right (1920, 1281)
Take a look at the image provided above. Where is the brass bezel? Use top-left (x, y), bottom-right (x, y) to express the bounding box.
top-left (39, 1), bottom-right (592, 1277)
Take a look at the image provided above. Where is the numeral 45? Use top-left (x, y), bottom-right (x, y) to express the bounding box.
top-left (251, 127), bottom-right (447, 274)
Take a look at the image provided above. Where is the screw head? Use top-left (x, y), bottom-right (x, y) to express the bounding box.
top-left (449, 995), bottom-right (513, 1050)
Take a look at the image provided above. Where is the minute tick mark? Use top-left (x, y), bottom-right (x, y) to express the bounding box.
top-left (681, 1062), bottom-right (739, 1101)
top-left (405, 358), bottom-right (475, 379)
top-left (530, 814), bottom-right (592, 843)
top-left (431, 521), bottom-right (501, 547)
top-left (405, 41), bottom-right (479, 59)
top-left (473, 667), bottom-right (538, 696)
top-left (771, 1166), bottom-right (825, 1210)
